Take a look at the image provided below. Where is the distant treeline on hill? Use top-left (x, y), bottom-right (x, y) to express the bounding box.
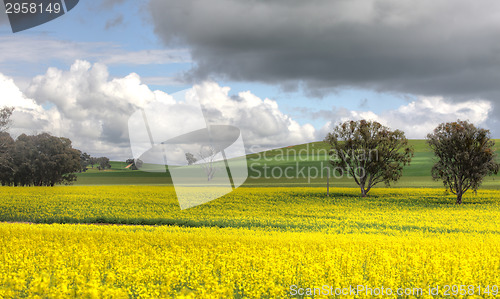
top-left (0, 132), bottom-right (111, 187)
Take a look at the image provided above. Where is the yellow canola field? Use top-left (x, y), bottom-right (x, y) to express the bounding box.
top-left (0, 187), bottom-right (500, 298)
top-left (1, 225), bottom-right (500, 298)
top-left (1, 186), bottom-right (500, 235)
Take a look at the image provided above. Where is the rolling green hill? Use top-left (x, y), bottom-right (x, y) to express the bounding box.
top-left (74, 140), bottom-right (500, 189)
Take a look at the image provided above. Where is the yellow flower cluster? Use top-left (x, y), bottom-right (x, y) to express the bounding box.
top-left (1, 186), bottom-right (499, 234)
top-left (1, 224), bottom-right (500, 298)
top-left (0, 186), bottom-right (499, 298)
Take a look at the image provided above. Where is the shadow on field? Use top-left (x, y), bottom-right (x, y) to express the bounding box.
top-left (354, 221), bottom-right (500, 235)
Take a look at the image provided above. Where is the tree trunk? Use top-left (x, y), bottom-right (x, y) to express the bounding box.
top-left (360, 184), bottom-right (367, 197)
top-left (456, 192), bottom-right (463, 204)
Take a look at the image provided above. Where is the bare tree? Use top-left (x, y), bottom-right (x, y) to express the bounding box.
top-left (198, 145), bottom-right (220, 181)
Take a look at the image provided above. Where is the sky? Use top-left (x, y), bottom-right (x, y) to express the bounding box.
top-left (0, 0), bottom-right (499, 160)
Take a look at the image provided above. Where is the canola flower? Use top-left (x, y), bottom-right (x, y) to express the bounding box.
top-left (1, 224), bottom-right (500, 298)
top-left (1, 186), bottom-right (500, 234)
top-left (0, 187), bottom-right (499, 298)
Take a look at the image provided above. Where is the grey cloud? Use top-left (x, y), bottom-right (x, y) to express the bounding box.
top-left (0, 36), bottom-right (190, 79)
top-left (148, 0), bottom-right (500, 102)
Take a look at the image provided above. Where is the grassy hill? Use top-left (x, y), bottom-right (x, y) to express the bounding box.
top-left (74, 140), bottom-right (500, 189)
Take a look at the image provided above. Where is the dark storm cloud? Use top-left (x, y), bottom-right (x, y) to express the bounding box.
top-left (148, 0), bottom-right (500, 101)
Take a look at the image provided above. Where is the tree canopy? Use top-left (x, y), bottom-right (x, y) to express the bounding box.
top-left (324, 120), bottom-right (414, 196)
top-left (0, 133), bottom-right (81, 186)
top-left (427, 120), bottom-right (499, 204)
top-left (0, 107), bottom-right (110, 186)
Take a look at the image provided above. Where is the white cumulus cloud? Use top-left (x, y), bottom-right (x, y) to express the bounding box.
top-left (2, 61), bottom-right (317, 159)
top-left (317, 97), bottom-right (492, 139)
top-left (3, 60), bottom-right (492, 161)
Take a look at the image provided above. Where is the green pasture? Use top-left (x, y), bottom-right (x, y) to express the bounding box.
top-left (74, 140), bottom-right (500, 189)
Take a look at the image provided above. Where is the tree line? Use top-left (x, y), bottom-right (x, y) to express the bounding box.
top-left (0, 107), bottom-right (111, 186)
top-left (2, 105), bottom-right (499, 200)
top-left (325, 119), bottom-right (499, 204)
top-left (80, 152), bottom-right (112, 172)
